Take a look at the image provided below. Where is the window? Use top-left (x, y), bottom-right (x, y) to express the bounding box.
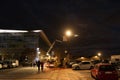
top-left (99, 65), bottom-right (116, 71)
top-left (81, 62), bottom-right (90, 64)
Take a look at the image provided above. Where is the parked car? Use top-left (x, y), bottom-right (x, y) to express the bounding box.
top-left (116, 67), bottom-right (120, 77)
top-left (114, 62), bottom-right (120, 77)
top-left (91, 63), bottom-right (119, 80)
top-left (11, 60), bottom-right (18, 67)
top-left (22, 61), bottom-right (32, 67)
top-left (46, 61), bottom-right (55, 68)
top-left (0, 63), bottom-right (2, 69)
top-left (67, 61), bottom-right (76, 68)
top-left (2, 60), bottom-right (13, 68)
top-left (0, 61), bottom-right (8, 69)
top-left (72, 61), bottom-right (93, 70)
top-left (0, 60), bottom-right (19, 69)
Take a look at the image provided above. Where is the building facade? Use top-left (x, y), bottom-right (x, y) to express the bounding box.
top-left (0, 29), bottom-right (51, 63)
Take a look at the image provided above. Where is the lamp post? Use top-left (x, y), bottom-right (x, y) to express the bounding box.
top-left (64, 30), bottom-right (72, 55)
top-left (63, 30), bottom-right (73, 67)
top-left (64, 29), bottom-right (79, 66)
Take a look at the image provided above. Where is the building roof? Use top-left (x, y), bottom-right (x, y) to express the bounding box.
top-left (0, 29), bottom-right (51, 47)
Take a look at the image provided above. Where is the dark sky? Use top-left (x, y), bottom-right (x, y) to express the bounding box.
top-left (0, 0), bottom-right (120, 57)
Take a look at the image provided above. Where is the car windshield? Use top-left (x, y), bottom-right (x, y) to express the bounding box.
top-left (99, 65), bottom-right (116, 71)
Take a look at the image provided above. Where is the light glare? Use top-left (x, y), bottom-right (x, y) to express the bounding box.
top-left (0, 29), bottom-right (28, 33)
top-left (66, 30), bottom-right (72, 37)
top-left (98, 52), bottom-right (101, 56)
top-left (32, 30), bottom-right (42, 32)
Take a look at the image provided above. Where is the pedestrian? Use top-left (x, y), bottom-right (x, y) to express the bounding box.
top-left (36, 60), bottom-right (41, 72)
top-left (40, 61), bottom-right (44, 72)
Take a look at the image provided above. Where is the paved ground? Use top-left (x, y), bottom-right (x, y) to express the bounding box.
top-left (0, 67), bottom-right (120, 80)
top-left (17, 68), bottom-right (94, 80)
top-left (0, 67), bottom-right (94, 80)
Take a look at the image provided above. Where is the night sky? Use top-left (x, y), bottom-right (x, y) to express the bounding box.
top-left (0, 0), bottom-right (120, 57)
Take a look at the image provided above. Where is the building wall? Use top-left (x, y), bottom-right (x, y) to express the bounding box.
top-left (0, 32), bottom-right (48, 62)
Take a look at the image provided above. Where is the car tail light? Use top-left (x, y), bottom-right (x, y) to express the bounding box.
top-left (95, 70), bottom-right (98, 74)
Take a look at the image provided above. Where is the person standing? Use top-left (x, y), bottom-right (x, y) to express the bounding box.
top-left (40, 61), bottom-right (44, 72)
top-left (36, 60), bottom-right (41, 72)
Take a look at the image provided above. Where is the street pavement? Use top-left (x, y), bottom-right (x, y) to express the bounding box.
top-left (0, 67), bottom-right (94, 80)
top-left (17, 67), bottom-right (94, 80)
top-left (0, 67), bottom-right (120, 80)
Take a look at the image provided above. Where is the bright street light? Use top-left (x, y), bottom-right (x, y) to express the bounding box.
top-left (97, 52), bottom-right (102, 61)
top-left (65, 30), bottom-right (72, 37)
top-left (98, 52), bottom-right (101, 57)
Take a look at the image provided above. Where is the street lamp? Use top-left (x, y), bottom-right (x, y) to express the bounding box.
top-left (63, 30), bottom-right (73, 67)
top-left (65, 30), bottom-right (79, 38)
top-left (97, 52), bottom-right (102, 61)
top-left (65, 30), bottom-right (72, 37)
top-left (64, 30), bottom-right (72, 54)
top-left (98, 52), bottom-right (101, 57)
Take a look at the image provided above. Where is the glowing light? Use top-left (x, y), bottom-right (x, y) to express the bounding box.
top-left (37, 48), bottom-right (39, 51)
top-left (81, 57), bottom-right (85, 59)
top-left (38, 51), bottom-right (40, 54)
top-left (46, 53), bottom-right (50, 56)
top-left (95, 56), bottom-right (98, 58)
top-left (74, 34), bottom-right (79, 37)
top-left (32, 30), bottom-right (42, 32)
top-left (65, 30), bottom-right (72, 37)
top-left (35, 57), bottom-right (39, 61)
top-left (0, 29), bottom-right (28, 33)
top-left (98, 52), bottom-right (101, 56)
